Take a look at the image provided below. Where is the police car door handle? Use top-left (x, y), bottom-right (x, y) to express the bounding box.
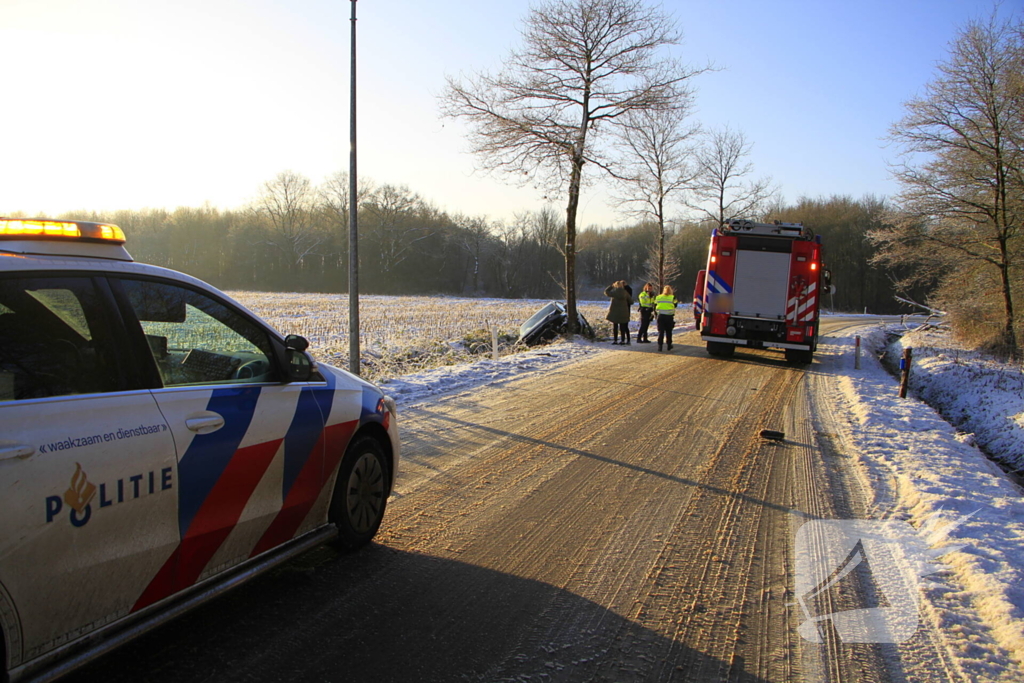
top-left (185, 414), bottom-right (225, 434)
top-left (0, 444), bottom-right (35, 461)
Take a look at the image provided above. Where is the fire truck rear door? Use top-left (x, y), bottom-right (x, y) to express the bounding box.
top-left (732, 250), bottom-right (791, 319)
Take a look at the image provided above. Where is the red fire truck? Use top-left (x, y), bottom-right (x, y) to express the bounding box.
top-left (693, 219), bottom-right (831, 364)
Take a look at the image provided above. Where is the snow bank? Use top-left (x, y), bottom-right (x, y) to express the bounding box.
top-left (887, 327), bottom-right (1024, 471)
top-left (376, 308), bottom-right (694, 406)
top-left (823, 325), bottom-right (1024, 679)
top-left (378, 337), bottom-right (608, 406)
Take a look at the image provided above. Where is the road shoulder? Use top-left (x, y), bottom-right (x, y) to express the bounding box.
top-left (808, 322), bottom-right (1024, 682)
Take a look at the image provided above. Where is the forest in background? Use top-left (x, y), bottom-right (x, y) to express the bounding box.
top-left (21, 182), bottom-right (916, 315)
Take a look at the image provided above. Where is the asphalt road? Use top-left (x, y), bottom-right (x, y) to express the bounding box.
top-left (65, 321), bottom-right (964, 683)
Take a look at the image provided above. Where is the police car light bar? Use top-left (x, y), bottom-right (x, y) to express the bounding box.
top-left (0, 218), bottom-right (126, 244)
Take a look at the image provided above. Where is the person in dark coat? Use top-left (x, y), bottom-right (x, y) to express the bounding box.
top-left (604, 280), bottom-right (633, 345)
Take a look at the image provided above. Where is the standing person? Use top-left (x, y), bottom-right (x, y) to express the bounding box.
top-left (604, 280), bottom-right (633, 345)
top-left (655, 285), bottom-right (679, 351)
top-left (637, 282), bottom-right (656, 343)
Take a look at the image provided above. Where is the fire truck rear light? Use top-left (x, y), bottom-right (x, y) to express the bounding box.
top-left (810, 262), bottom-right (818, 270)
top-left (710, 255), bottom-right (717, 263)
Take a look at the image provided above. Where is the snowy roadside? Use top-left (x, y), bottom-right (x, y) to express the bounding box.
top-left (819, 325), bottom-right (1024, 680)
top-left (377, 337), bottom-right (610, 406)
top-left (886, 327), bottom-right (1024, 471)
top-left (377, 315), bottom-right (696, 407)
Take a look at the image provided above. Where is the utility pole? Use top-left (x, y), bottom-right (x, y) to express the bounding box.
top-left (348, 0), bottom-right (360, 375)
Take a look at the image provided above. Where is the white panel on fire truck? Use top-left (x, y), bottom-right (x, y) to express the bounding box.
top-left (732, 250), bottom-right (791, 319)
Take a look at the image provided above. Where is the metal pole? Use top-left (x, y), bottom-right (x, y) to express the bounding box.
top-left (347, 0), bottom-right (360, 375)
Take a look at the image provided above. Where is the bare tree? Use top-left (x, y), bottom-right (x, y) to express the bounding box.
top-left (363, 184), bottom-right (433, 278)
top-left (456, 215), bottom-right (491, 293)
top-left (613, 107), bottom-right (699, 287)
top-left (318, 170), bottom-right (375, 233)
top-left (440, 0), bottom-right (707, 334)
top-left (872, 13), bottom-right (1023, 356)
top-left (251, 171), bottom-right (325, 274)
top-left (490, 216), bottom-right (532, 297)
top-left (688, 127), bottom-right (776, 227)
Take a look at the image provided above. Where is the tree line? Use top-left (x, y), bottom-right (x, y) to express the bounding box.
top-left (39, 180), bottom-right (909, 315)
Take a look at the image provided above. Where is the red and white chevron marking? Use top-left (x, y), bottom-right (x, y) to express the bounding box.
top-left (787, 282), bottom-right (817, 324)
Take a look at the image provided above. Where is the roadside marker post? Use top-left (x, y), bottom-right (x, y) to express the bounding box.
top-left (855, 335), bottom-right (861, 370)
top-left (898, 347), bottom-right (913, 398)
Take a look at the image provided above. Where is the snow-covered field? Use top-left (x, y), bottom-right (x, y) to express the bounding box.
top-left (228, 292), bottom-right (615, 381)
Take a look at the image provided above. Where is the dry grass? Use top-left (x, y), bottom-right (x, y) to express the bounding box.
top-left (228, 292), bottom-right (612, 381)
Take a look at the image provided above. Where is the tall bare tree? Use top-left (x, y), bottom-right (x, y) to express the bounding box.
top-left (363, 184), bottom-right (433, 281)
top-left (318, 170), bottom-right (375, 234)
top-left (688, 127), bottom-right (775, 227)
top-left (251, 171), bottom-right (325, 274)
top-left (613, 107), bottom-right (699, 287)
top-left (456, 215), bottom-right (491, 293)
top-left (440, 0), bottom-right (706, 334)
top-left (871, 13), bottom-right (1023, 356)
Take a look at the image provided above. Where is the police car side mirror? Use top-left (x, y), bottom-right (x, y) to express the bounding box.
top-left (286, 349), bottom-right (314, 382)
top-left (284, 334), bottom-right (309, 352)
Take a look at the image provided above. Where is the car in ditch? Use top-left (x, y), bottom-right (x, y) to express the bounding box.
top-left (518, 301), bottom-right (593, 346)
top-left (0, 217), bottom-right (399, 683)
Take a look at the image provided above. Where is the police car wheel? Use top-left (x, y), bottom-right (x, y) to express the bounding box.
top-left (329, 436), bottom-right (390, 550)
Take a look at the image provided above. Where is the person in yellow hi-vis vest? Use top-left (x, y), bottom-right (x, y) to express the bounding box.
top-left (636, 282), bottom-right (656, 343)
top-left (654, 285), bottom-right (679, 351)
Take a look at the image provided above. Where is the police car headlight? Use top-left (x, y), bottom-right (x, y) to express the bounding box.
top-left (382, 395), bottom-right (398, 418)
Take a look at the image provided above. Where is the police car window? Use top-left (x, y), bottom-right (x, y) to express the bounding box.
top-left (119, 279), bottom-right (279, 387)
top-left (0, 277), bottom-right (117, 401)
top-left (26, 289), bottom-right (93, 341)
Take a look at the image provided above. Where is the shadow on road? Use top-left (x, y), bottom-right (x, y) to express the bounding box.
top-left (404, 406), bottom-right (803, 516)
top-left (65, 543), bottom-right (774, 683)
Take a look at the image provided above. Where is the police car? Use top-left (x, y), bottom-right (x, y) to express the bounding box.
top-left (0, 218), bottom-right (399, 683)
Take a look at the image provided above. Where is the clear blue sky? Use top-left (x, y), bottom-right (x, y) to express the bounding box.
top-left (1, 0), bottom-right (1018, 227)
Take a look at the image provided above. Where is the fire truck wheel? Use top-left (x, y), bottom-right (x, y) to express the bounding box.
top-left (785, 349), bottom-right (813, 365)
top-left (706, 342), bottom-right (735, 357)
top-left (329, 435), bottom-right (390, 551)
